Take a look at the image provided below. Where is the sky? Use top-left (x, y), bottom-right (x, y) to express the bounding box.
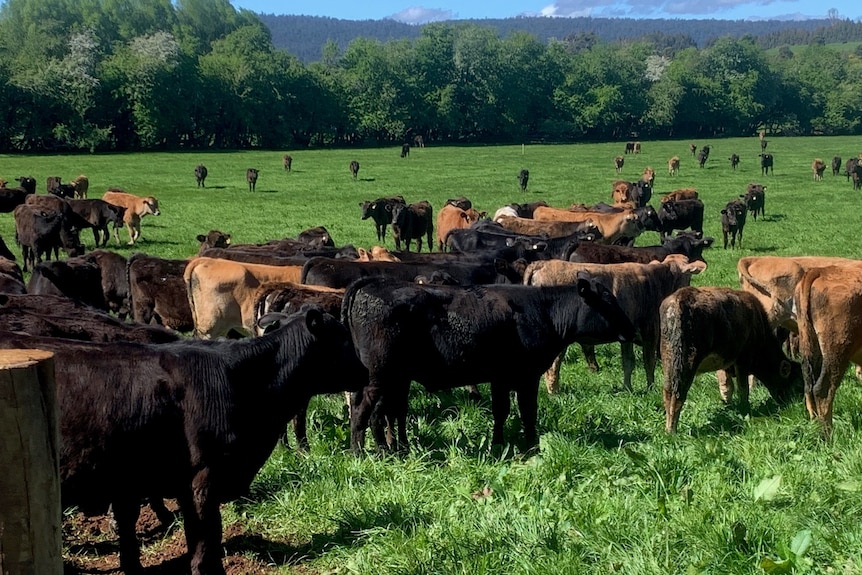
top-left (232, 0), bottom-right (857, 24)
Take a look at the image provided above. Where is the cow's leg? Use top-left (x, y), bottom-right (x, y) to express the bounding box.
top-left (289, 402), bottom-right (309, 450)
top-left (92, 228), bottom-right (100, 246)
top-left (126, 222), bottom-right (136, 245)
top-left (490, 383), bottom-right (511, 445)
top-left (149, 498), bottom-right (176, 530)
top-left (543, 352), bottom-right (564, 394)
top-left (736, 366), bottom-right (751, 414)
top-left (580, 344), bottom-right (600, 372)
top-left (111, 496), bottom-right (144, 575)
top-left (387, 385), bottom-right (410, 452)
top-left (182, 468), bottom-right (226, 575)
top-left (515, 378), bottom-right (540, 448)
top-left (350, 383), bottom-right (384, 453)
top-left (663, 364), bottom-right (694, 433)
top-left (642, 339), bottom-right (658, 388)
top-left (621, 342), bottom-right (636, 391)
top-left (717, 369), bottom-right (735, 403)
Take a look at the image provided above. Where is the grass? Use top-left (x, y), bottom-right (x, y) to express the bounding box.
top-left (4, 136), bottom-right (862, 574)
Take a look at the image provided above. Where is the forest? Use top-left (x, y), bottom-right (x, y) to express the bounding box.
top-left (0, 0), bottom-right (860, 152)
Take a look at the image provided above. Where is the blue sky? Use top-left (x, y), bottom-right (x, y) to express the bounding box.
top-left (232, 0), bottom-right (857, 23)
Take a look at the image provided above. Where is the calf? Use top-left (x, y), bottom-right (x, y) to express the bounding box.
top-left (812, 158), bottom-right (826, 181)
top-left (27, 257), bottom-right (106, 310)
top-left (392, 200), bottom-right (433, 252)
top-left (343, 275), bottom-right (635, 450)
top-left (195, 164), bottom-right (208, 187)
top-left (71, 174), bottom-right (89, 198)
top-left (0, 258), bottom-right (26, 294)
top-left (689, 143), bottom-right (697, 157)
top-left (246, 168), bottom-right (259, 191)
top-left (102, 190), bottom-right (160, 245)
top-left (729, 153), bottom-right (740, 170)
top-left (51, 183), bottom-right (77, 199)
top-left (0, 305), bottom-right (364, 575)
top-left (518, 168), bottom-right (530, 192)
top-left (845, 157), bottom-right (859, 182)
top-left (667, 156), bottom-right (680, 176)
top-left (853, 162), bottom-right (862, 191)
top-left (437, 204), bottom-right (484, 251)
top-left (400, 143), bottom-right (410, 158)
top-left (507, 200), bottom-right (549, 218)
top-left (13, 204), bottom-right (84, 272)
top-left (660, 188), bottom-right (698, 203)
top-left (744, 183), bottom-right (766, 221)
top-left (624, 142), bottom-right (635, 154)
top-left (720, 198), bottom-right (747, 249)
top-left (127, 253), bottom-right (193, 331)
top-left (360, 195), bottom-right (406, 242)
top-left (759, 153), bottom-right (774, 175)
top-left (570, 232), bottom-right (713, 266)
top-left (47, 176), bottom-right (62, 194)
top-left (831, 156), bottom-right (842, 177)
top-left (0, 185), bottom-right (34, 213)
top-left (533, 206), bottom-right (642, 245)
top-left (349, 160), bottom-right (360, 180)
top-left (68, 198), bottom-right (126, 247)
top-left (283, 154), bottom-right (292, 171)
top-left (660, 286), bottom-right (801, 433)
top-left (696, 149), bottom-right (708, 168)
top-left (657, 199), bottom-right (704, 239)
top-left (497, 215), bottom-right (601, 240)
top-left (614, 156), bottom-right (624, 174)
top-left (196, 229), bottom-right (232, 254)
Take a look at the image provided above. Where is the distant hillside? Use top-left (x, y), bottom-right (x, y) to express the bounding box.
top-left (259, 14), bottom-right (836, 63)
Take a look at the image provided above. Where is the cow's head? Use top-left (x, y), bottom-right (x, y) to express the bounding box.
top-left (145, 197), bottom-right (160, 216)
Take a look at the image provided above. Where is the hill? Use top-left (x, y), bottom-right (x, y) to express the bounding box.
top-left (259, 14), bottom-right (835, 63)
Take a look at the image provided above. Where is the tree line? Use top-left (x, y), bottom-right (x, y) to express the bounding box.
top-left (0, 0), bottom-right (860, 152)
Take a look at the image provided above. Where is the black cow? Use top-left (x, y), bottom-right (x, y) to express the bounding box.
top-left (246, 168), bottom-right (259, 191)
top-left (196, 229), bottom-right (232, 255)
top-left (846, 158), bottom-right (859, 182)
top-left (628, 180), bottom-right (652, 209)
top-left (401, 143), bottom-right (410, 158)
top-left (0, 305), bottom-right (364, 575)
top-left (195, 164), bottom-right (208, 187)
top-left (760, 138), bottom-right (768, 151)
top-left (624, 142), bottom-right (636, 154)
top-left (744, 183), bottom-right (766, 221)
top-left (360, 196), bottom-right (405, 242)
top-left (657, 199), bottom-right (705, 239)
top-left (342, 276), bottom-right (635, 451)
top-left (0, 235), bottom-right (16, 261)
top-left (759, 153), bottom-right (774, 175)
top-left (832, 156), bottom-right (842, 177)
top-left (0, 181), bottom-right (35, 213)
top-left (518, 169), bottom-right (530, 192)
top-left (0, 259), bottom-right (26, 294)
top-left (729, 154), bottom-right (740, 170)
top-left (13, 204), bottom-right (84, 272)
top-left (392, 200), bottom-right (433, 252)
top-left (447, 226), bottom-right (596, 259)
top-left (27, 258), bottom-right (106, 310)
top-left (696, 150), bottom-right (708, 168)
top-left (127, 253), bottom-right (193, 332)
top-left (720, 198), bottom-right (747, 249)
top-left (350, 160), bottom-right (360, 180)
top-left (50, 183), bottom-right (77, 199)
top-left (507, 201), bottom-right (549, 218)
top-left (853, 163), bottom-right (862, 191)
top-left (570, 232), bottom-right (713, 265)
top-left (68, 199), bottom-right (126, 247)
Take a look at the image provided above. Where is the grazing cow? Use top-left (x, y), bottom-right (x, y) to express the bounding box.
top-left (660, 286), bottom-right (801, 433)
top-left (68, 199), bottom-right (126, 247)
top-left (812, 158), bottom-right (826, 181)
top-left (127, 254), bottom-right (193, 332)
top-left (195, 164), bottom-right (208, 187)
top-left (660, 188), bottom-right (698, 203)
top-left (532, 206), bottom-right (642, 245)
top-left (657, 199), bottom-right (704, 239)
top-left (246, 168), bottom-right (259, 192)
top-left (400, 143), bottom-right (410, 158)
top-left (0, 294), bottom-right (178, 343)
top-left (283, 154), bottom-right (292, 171)
top-left (102, 191), bottom-right (160, 245)
top-left (689, 143), bottom-right (697, 157)
top-left (518, 168), bottom-right (530, 192)
top-left (184, 257), bottom-right (306, 338)
top-left (71, 174), bottom-right (89, 198)
top-left (696, 149), bottom-right (708, 168)
top-left (437, 204), bottom-right (484, 251)
top-left (759, 153), bottom-right (774, 175)
top-left (524, 256), bottom-right (705, 392)
top-left (13, 204), bottom-right (84, 272)
top-left (831, 156), bottom-right (842, 177)
top-left (700, 145), bottom-right (711, 160)
top-left (392, 200), bottom-right (433, 252)
top-left (614, 156), bottom-right (624, 174)
top-left (729, 153), bottom-right (740, 170)
top-left (633, 141), bottom-right (641, 154)
top-left (0, 305), bottom-right (364, 575)
top-left (46, 176), bottom-right (62, 194)
top-left (343, 275), bottom-right (636, 451)
top-left (196, 229), bottom-right (232, 254)
top-left (744, 183), bottom-right (766, 221)
top-left (350, 160), bottom-right (360, 180)
top-left (0, 258), bottom-right (26, 294)
top-left (668, 156), bottom-right (680, 176)
top-left (360, 195), bottom-right (407, 242)
top-left (794, 265), bottom-right (862, 437)
top-left (720, 198), bottom-right (747, 249)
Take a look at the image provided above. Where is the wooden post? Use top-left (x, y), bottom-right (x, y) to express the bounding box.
top-left (0, 350), bottom-right (62, 575)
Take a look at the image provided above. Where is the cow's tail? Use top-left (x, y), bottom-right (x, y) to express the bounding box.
top-left (521, 260), bottom-right (543, 286)
top-left (183, 259), bottom-right (201, 337)
top-left (795, 267), bottom-right (823, 399)
top-left (737, 259), bottom-right (773, 297)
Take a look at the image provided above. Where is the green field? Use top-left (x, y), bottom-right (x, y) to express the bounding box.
top-left (5, 136), bottom-right (862, 574)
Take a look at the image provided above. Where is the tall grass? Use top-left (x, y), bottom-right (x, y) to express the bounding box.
top-left (4, 136), bottom-right (862, 574)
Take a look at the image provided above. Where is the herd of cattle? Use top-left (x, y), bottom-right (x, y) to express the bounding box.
top-left (2, 148), bottom-right (862, 574)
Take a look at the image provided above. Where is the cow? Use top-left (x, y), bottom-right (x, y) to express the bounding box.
top-left (759, 153), bottom-right (774, 175)
top-left (501, 201), bottom-right (549, 219)
top-left (71, 174), bottom-right (89, 199)
top-left (852, 162), bottom-right (862, 191)
top-left (296, 226), bottom-right (335, 248)
top-left (570, 232), bottom-right (714, 266)
top-left (720, 198), bottom-right (747, 249)
top-left (700, 145), bottom-right (711, 160)
top-left (696, 149), bottom-right (708, 168)
top-left (660, 188), bottom-right (698, 203)
top-left (0, 235), bottom-right (15, 262)
top-left (437, 204), bottom-right (484, 251)
top-left (744, 183), bottom-right (766, 221)
top-left (0, 258), bottom-right (26, 294)
top-left (518, 169), bottom-right (530, 192)
top-left (524, 256), bottom-right (705, 392)
top-left (400, 143), bottom-right (410, 158)
top-left (102, 190), bottom-right (160, 245)
top-left (343, 275), bottom-right (636, 451)
top-left (668, 156), bottom-right (680, 176)
top-left (642, 166), bottom-right (655, 187)
top-left (350, 160), bottom-right (360, 180)
top-left (729, 153), bottom-right (740, 170)
top-left (447, 225), bottom-right (594, 259)
top-left (283, 154), bottom-right (292, 171)
top-left (689, 144), bottom-right (697, 157)
top-left (246, 168), bottom-right (259, 192)
top-left (25, 193), bottom-right (93, 234)
top-left (47, 176), bottom-right (62, 194)
top-left (657, 199), bottom-right (704, 239)
top-left (496, 215), bottom-right (601, 241)
top-left (633, 142), bottom-right (641, 154)
top-left (360, 196), bottom-right (406, 242)
top-left (13, 204), bottom-right (84, 272)
top-left (624, 142), bottom-right (635, 154)
top-left (831, 156), bottom-right (842, 177)
top-left (812, 158), bottom-right (826, 181)
top-left (532, 206), bottom-right (642, 245)
top-left (444, 196), bottom-right (472, 211)
top-left (614, 156), bottom-right (624, 174)
top-left (660, 286), bottom-right (801, 433)
top-left (629, 180), bottom-right (652, 208)
top-left (0, 185), bottom-right (34, 213)
top-left (196, 230), bottom-right (232, 254)
top-left (760, 138), bottom-right (768, 151)
top-left (794, 265), bottom-right (862, 437)
top-left (50, 183), bottom-right (77, 199)
top-left (392, 200), bottom-right (433, 252)
top-left (127, 253), bottom-right (193, 332)
top-left (184, 257), bottom-right (306, 338)
top-left (195, 164), bottom-right (208, 187)
top-left (413, 134), bottom-right (424, 148)
top-left (845, 157), bottom-right (859, 182)
top-left (0, 305), bottom-right (364, 575)
top-left (68, 198), bottom-right (126, 247)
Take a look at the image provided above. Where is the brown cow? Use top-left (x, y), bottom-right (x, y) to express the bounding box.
top-left (533, 205), bottom-right (642, 245)
top-left (668, 156), bottom-right (680, 176)
top-left (71, 175), bottom-right (89, 199)
top-left (660, 188), bottom-right (698, 203)
top-left (496, 215), bottom-right (600, 240)
top-left (102, 190), bottom-right (160, 245)
top-left (283, 154), bottom-right (292, 171)
top-left (812, 158), bottom-right (826, 181)
top-left (436, 204), bottom-right (484, 251)
top-left (127, 254), bottom-right (193, 332)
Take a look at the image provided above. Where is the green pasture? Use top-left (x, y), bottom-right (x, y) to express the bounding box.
top-left (4, 136), bottom-right (862, 574)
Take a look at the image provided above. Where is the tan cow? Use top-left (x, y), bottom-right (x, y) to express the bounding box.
top-left (183, 257), bottom-right (306, 338)
top-left (355, 246), bottom-right (401, 262)
top-left (812, 158), bottom-right (826, 181)
top-left (496, 215), bottom-right (599, 239)
top-left (668, 156), bottom-right (680, 176)
top-left (102, 190), bottom-right (160, 245)
top-left (611, 180), bottom-right (632, 204)
top-left (532, 205), bottom-right (642, 245)
top-left (795, 265), bottom-right (862, 437)
top-left (71, 174), bottom-right (89, 198)
top-left (436, 204), bottom-right (484, 251)
top-left (660, 188), bottom-right (698, 203)
top-left (524, 255), bottom-right (705, 392)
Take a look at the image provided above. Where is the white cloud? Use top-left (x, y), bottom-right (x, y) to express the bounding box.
top-left (539, 0), bottom-right (830, 18)
top-left (389, 6), bottom-right (455, 24)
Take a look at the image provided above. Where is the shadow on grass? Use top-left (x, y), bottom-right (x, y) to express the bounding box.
top-left (759, 213), bottom-right (786, 222)
top-left (748, 245), bottom-right (779, 253)
top-left (690, 399), bottom-right (784, 437)
top-left (358, 178), bottom-right (376, 182)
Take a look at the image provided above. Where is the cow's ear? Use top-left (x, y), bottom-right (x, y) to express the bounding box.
top-left (305, 307), bottom-right (324, 334)
top-left (196, 234), bottom-right (206, 242)
top-left (257, 312), bottom-right (289, 334)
